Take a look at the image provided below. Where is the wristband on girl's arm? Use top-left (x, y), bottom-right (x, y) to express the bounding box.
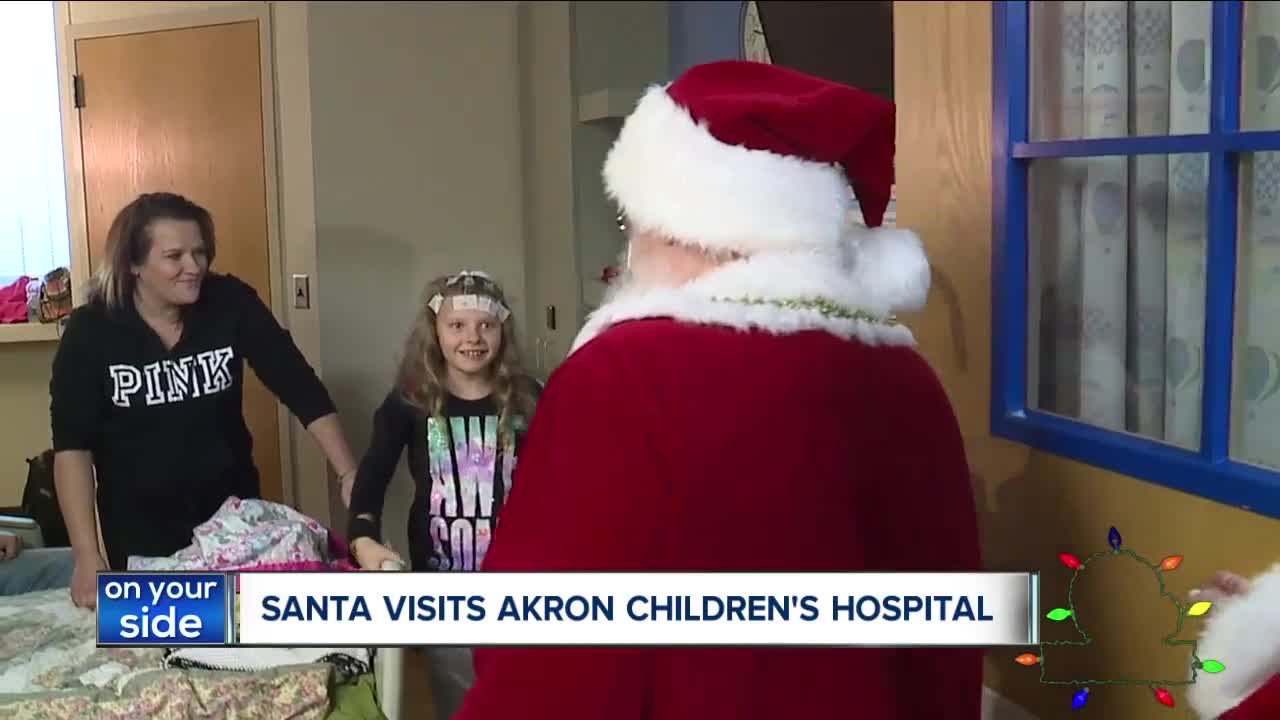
top-left (347, 515), bottom-right (380, 544)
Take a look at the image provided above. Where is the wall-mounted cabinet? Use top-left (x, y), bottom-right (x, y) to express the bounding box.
top-left (576, 87), bottom-right (645, 123)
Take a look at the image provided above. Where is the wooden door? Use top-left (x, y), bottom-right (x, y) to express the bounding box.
top-left (74, 21), bottom-right (285, 504)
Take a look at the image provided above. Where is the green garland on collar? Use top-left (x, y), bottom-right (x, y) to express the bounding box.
top-left (711, 295), bottom-right (900, 327)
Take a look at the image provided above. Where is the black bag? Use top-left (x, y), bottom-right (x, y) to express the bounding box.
top-left (21, 450), bottom-right (70, 548)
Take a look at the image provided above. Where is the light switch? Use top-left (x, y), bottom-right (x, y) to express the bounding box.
top-left (293, 274), bottom-right (310, 309)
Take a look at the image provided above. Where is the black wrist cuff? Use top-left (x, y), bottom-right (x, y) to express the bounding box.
top-left (347, 516), bottom-right (380, 545)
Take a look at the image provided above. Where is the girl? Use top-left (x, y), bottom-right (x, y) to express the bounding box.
top-left (346, 270), bottom-right (541, 718)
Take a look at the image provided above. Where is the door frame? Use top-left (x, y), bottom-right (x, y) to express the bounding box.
top-left (52, 2), bottom-right (307, 513)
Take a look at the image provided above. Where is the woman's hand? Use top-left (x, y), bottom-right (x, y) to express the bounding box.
top-left (0, 533), bottom-right (23, 561)
top-left (304, 415), bottom-right (359, 508)
top-left (351, 537), bottom-right (403, 571)
top-left (1189, 570), bottom-right (1251, 605)
top-left (71, 552), bottom-right (107, 609)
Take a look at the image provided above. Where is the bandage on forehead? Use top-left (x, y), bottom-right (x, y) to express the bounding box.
top-left (427, 271), bottom-right (511, 321)
top-left (428, 293), bottom-right (511, 322)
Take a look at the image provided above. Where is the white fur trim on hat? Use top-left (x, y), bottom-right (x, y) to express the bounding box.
top-left (1187, 562), bottom-right (1280, 719)
top-left (602, 84), bottom-right (856, 256)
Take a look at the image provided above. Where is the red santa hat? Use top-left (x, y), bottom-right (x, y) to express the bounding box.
top-left (1187, 563), bottom-right (1280, 720)
top-left (603, 60), bottom-right (902, 258)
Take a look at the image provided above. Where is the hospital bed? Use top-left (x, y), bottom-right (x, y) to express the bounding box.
top-left (0, 513), bottom-right (407, 720)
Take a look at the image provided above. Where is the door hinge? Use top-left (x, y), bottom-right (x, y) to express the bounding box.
top-left (72, 75), bottom-right (84, 109)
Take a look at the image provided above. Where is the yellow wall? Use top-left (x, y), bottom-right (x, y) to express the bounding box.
top-left (894, 3), bottom-right (1280, 719)
top-left (0, 344), bottom-right (56, 505)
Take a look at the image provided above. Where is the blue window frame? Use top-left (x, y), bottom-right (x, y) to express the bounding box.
top-left (991, 0), bottom-right (1280, 518)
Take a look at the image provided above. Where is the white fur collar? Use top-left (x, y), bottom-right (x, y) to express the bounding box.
top-left (1187, 562), bottom-right (1280, 718)
top-left (569, 226), bottom-right (931, 355)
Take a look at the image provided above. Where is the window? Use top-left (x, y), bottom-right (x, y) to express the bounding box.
top-left (992, 1), bottom-right (1280, 518)
top-left (0, 2), bottom-right (71, 290)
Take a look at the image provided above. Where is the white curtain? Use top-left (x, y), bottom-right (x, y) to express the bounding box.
top-left (1029, 1), bottom-right (1210, 451)
top-left (0, 1), bottom-right (71, 284)
top-left (1029, 1), bottom-right (1085, 417)
top-left (1236, 2), bottom-right (1280, 469)
top-left (1165, 3), bottom-right (1212, 449)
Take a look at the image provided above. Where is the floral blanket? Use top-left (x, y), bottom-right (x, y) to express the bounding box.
top-left (123, 496), bottom-right (370, 675)
top-left (127, 496), bottom-right (352, 572)
top-left (0, 499), bottom-right (373, 719)
top-left (0, 589), bottom-right (332, 719)
top-left (0, 589), bottom-right (158, 697)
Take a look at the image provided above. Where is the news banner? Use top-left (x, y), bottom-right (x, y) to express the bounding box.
top-left (96, 571), bottom-right (1039, 647)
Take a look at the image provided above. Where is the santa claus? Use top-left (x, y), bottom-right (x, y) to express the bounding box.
top-left (454, 60), bottom-right (984, 719)
top-left (1187, 566), bottom-right (1280, 719)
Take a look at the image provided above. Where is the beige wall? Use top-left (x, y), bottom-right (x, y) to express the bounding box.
top-left (521, 1), bottom-right (669, 374)
top-left (895, 3), bottom-right (1280, 719)
top-left (519, 0), bottom-right (579, 379)
top-left (569, 2), bottom-right (668, 319)
top-left (307, 0), bottom-right (529, 555)
top-left (303, 0), bottom-right (676, 544)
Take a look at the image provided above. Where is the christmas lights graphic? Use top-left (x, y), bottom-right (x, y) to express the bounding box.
top-left (1015, 526), bottom-right (1224, 710)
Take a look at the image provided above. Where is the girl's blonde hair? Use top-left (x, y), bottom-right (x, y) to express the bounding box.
top-left (397, 272), bottom-right (536, 443)
top-left (86, 192), bottom-right (217, 310)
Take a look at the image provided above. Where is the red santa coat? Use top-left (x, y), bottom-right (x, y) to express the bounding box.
top-left (454, 241), bottom-right (985, 719)
top-left (1189, 563), bottom-right (1280, 720)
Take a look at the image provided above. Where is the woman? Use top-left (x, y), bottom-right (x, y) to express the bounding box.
top-left (49, 192), bottom-right (360, 609)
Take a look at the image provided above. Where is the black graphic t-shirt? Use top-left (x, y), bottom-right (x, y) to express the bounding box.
top-left (49, 273), bottom-right (337, 569)
top-left (348, 383), bottom-right (540, 572)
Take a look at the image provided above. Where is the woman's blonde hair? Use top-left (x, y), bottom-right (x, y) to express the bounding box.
top-left (86, 192), bottom-right (217, 310)
top-left (397, 272), bottom-right (535, 444)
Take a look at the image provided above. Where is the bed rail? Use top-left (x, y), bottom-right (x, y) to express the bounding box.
top-left (375, 559), bottom-right (407, 720)
top-left (0, 513), bottom-right (43, 548)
